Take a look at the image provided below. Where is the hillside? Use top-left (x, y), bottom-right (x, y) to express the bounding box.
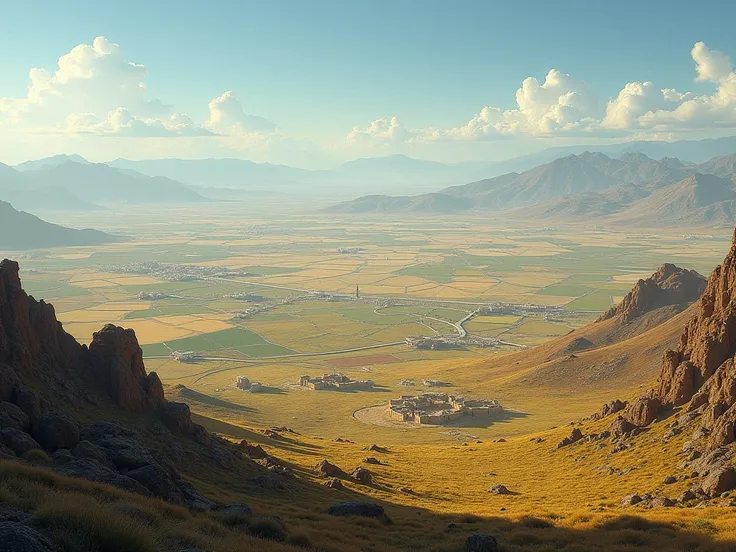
top-left (2, 251), bottom-right (736, 551)
top-left (0, 201), bottom-right (119, 249)
top-left (612, 173), bottom-right (736, 226)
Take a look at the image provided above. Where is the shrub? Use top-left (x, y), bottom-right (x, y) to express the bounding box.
top-left (286, 532), bottom-right (312, 548)
top-left (33, 497), bottom-right (159, 552)
top-left (247, 517), bottom-right (287, 541)
top-left (21, 449), bottom-right (51, 465)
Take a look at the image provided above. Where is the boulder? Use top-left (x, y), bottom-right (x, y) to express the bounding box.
top-left (700, 467), bottom-right (736, 498)
top-left (351, 467), bottom-right (374, 484)
top-left (324, 478), bottom-right (344, 489)
top-left (609, 416), bottom-right (637, 439)
top-left (32, 413), bottom-right (78, 452)
top-left (239, 440), bottom-right (268, 458)
top-left (12, 387), bottom-right (41, 425)
top-left (623, 395), bottom-right (661, 427)
top-left (557, 427), bottom-right (583, 448)
top-left (327, 501), bottom-right (385, 518)
top-left (251, 474), bottom-right (286, 490)
top-left (72, 440), bottom-right (113, 468)
top-left (651, 496), bottom-right (675, 508)
top-left (55, 457), bottom-right (150, 497)
top-left (0, 364), bottom-right (19, 403)
top-left (663, 475), bottom-right (677, 485)
top-left (489, 485), bottom-right (511, 495)
top-left (0, 521), bottom-right (57, 552)
top-left (177, 480), bottom-right (215, 511)
top-left (464, 533), bottom-right (500, 552)
top-left (160, 402), bottom-right (193, 433)
top-left (364, 444), bottom-right (388, 453)
top-left (315, 459), bottom-right (344, 478)
top-left (0, 428), bottom-right (40, 456)
top-left (0, 402), bottom-right (29, 432)
top-left (678, 489), bottom-right (696, 502)
top-left (620, 494), bottom-right (642, 506)
top-left (363, 457), bottom-right (381, 465)
top-left (212, 448), bottom-right (235, 470)
top-left (594, 399), bottom-right (627, 420)
top-left (127, 463), bottom-right (182, 502)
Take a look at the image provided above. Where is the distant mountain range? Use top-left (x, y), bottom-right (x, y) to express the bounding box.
top-left (327, 150), bottom-right (736, 227)
top-left (9, 134), bottom-right (736, 210)
top-left (0, 201), bottom-right (121, 249)
top-left (0, 159), bottom-right (208, 212)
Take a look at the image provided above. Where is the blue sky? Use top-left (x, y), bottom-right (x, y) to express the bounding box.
top-left (1, 0), bottom-right (735, 167)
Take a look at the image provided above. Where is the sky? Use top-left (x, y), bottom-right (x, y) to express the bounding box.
top-left (1, 0), bottom-right (736, 168)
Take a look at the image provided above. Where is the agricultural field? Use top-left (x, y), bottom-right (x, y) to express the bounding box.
top-left (4, 205), bottom-right (733, 445)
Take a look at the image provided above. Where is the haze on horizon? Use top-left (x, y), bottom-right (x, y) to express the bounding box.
top-left (2, 0), bottom-right (736, 170)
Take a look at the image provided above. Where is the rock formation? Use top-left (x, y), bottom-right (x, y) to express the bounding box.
top-left (598, 263), bottom-right (705, 323)
top-left (88, 324), bottom-right (165, 412)
top-left (0, 258), bottom-right (216, 509)
top-left (623, 230), bottom-right (736, 451)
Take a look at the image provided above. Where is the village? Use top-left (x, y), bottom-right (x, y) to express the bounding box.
top-left (387, 392), bottom-right (501, 425)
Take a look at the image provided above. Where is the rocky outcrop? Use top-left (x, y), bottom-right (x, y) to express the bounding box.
top-left (598, 263), bottom-right (705, 323)
top-left (622, 230), bottom-right (736, 451)
top-left (557, 427), bottom-right (583, 448)
top-left (88, 325), bottom-right (165, 412)
top-left (315, 459), bottom-right (345, 478)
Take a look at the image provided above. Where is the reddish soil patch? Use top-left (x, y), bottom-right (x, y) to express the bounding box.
top-left (327, 354), bottom-right (401, 369)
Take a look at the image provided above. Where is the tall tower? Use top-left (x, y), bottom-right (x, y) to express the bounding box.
top-left (356, 284), bottom-right (360, 299)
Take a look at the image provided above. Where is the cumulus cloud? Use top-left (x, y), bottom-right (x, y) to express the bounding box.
top-left (0, 37), bottom-right (279, 141)
top-left (346, 116), bottom-right (414, 143)
top-left (206, 91), bottom-right (277, 134)
top-left (348, 42), bottom-right (736, 144)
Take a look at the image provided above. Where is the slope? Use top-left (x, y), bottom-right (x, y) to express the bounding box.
top-left (612, 173), bottom-right (736, 226)
top-left (0, 201), bottom-right (119, 249)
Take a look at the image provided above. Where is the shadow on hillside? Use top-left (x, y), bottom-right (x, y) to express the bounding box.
top-left (234, 462), bottom-right (736, 552)
top-left (437, 408), bottom-right (530, 429)
top-left (192, 413), bottom-right (324, 456)
top-left (175, 387), bottom-right (257, 412)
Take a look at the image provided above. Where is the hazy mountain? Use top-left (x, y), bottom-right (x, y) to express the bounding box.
top-left (2, 161), bottom-right (208, 205)
top-left (2, 186), bottom-right (103, 212)
top-left (331, 151), bottom-right (693, 214)
top-left (326, 193), bottom-right (473, 214)
top-left (0, 201), bottom-right (120, 249)
top-left (108, 157), bottom-right (316, 189)
top-left (612, 173), bottom-right (736, 226)
top-left (697, 152), bottom-right (736, 177)
top-left (13, 154), bottom-right (91, 171)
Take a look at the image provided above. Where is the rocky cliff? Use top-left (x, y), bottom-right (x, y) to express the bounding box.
top-left (0, 258), bottom-right (216, 507)
top-left (623, 231), bottom-right (736, 451)
top-left (598, 263), bottom-right (706, 323)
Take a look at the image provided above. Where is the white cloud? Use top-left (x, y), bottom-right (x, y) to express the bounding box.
top-left (346, 116), bottom-right (414, 143)
top-left (206, 91), bottom-right (277, 134)
top-left (348, 42), bottom-right (736, 144)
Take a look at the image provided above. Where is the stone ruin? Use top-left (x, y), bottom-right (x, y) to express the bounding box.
top-left (236, 376), bottom-right (264, 393)
top-left (299, 373), bottom-right (374, 391)
top-left (170, 351), bottom-right (200, 363)
top-left (388, 392), bottom-right (501, 425)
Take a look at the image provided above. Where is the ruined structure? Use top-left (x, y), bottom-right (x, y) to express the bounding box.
top-left (299, 373), bottom-right (374, 391)
top-left (170, 351), bottom-right (200, 362)
top-left (388, 393), bottom-right (500, 425)
top-left (236, 376), bottom-right (264, 392)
